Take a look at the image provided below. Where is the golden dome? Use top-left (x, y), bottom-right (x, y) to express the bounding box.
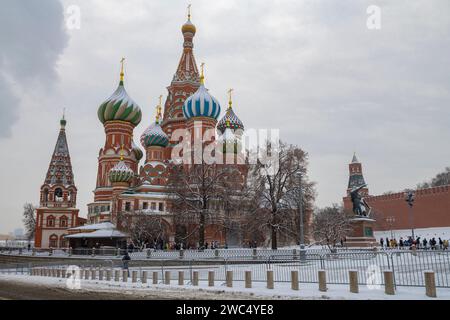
top-left (182, 19), bottom-right (196, 34)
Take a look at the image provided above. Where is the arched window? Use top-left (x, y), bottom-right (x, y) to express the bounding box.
top-left (49, 234), bottom-right (58, 248)
top-left (47, 215), bottom-right (55, 227)
top-left (43, 189), bottom-right (49, 202)
top-left (54, 188), bottom-right (63, 202)
top-left (60, 216), bottom-right (68, 228)
top-left (60, 235), bottom-right (67, 248)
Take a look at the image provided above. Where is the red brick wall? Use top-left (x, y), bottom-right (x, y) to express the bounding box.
top-left (344, 185), bottom-right (450, 231)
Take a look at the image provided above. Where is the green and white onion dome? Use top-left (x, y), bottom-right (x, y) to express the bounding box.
top-left (183, 83), bottom-right (221, 120)
top-left (217, 107), bottom-right (244, 134)
top-left (132, 141), bottom-right (144, 161)
top-left (97, 70), bottom-right (142, 126)
top-left (140, 121), bottom-right (169, 148)
top-left (109, 160), bottom-right (134, 183)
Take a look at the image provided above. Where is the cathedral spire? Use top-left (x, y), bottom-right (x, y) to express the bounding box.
top-left (44, 117), bottom-right (75, 186)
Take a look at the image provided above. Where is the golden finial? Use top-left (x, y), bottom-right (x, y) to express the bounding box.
top-left (120, 57), bottom-right (125, 82)
top-left (187, 4), bottom-right (191, 20)
top-left (155, 95), bottom-right (163, 123)
top-left (200, 62), bottom-right (205, 85)
top-left (120, 144), bottom-right (125, 161)
top-left (227, 88), bottom-right (234, 109)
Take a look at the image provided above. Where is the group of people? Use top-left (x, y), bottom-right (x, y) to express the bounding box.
top-left (380, 236), bottom-right (449, 250)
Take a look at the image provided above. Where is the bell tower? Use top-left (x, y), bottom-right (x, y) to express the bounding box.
top-left (35, 115), bottom-right (82, 248)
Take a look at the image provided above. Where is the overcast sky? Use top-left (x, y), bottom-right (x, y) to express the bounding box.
top-left (0, 0), bottom-right (449, 234)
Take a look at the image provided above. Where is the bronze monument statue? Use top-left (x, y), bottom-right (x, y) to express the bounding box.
top-left (350, 184), bottom-right (371, 217)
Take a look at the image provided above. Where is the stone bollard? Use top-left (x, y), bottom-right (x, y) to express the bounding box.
top-left (32, 248), bottom-right (36, 256)
top-left (106, 270), bottom-right (111, 281)
top-left (208, 271), bottom-right (215, 287)
top-left (412, 245), bottom-right (417, 256)
top-left (165, 271), bottom-right (171, 285)
top-left (252, 248), bottom-right (257, 260)
top-left (226, 271), bottom-right (233, 288)
top-left (245, 271), bottom-right (252, 289)
top-left (116, 248), bottom-right (121, 257)
top-left (91, 248), bottom-right (96, 257)
top-left (384, 271), bottom-right (395, 295)
top-left (291, 271), bottom-right (299, 290)
top-left (141, 271), bottom-right (148, 284)
top-left (52, 269), bottom-right (57, 277)
top-left (132, 271), bottom-right (138, 283)
top-left (91, 269), bottom-right (96, 280)
top-left (192, 271), bottom-right (199, 286)
top-left (122, 270), bottom-right (128, 283)
top-left (179, 249), bottom-right (184, 259)
top-left (68, 247), bottom-right (72, 256)
top-left (99, 269), bottom-right (104, 281)
top-left (146, 249), bottom-right (151, 259)
top-left (61, 269), bottom-right (66, 279)
top-left (214, 249), bottom-right (219, 258)
top-left (178, 271), bottom-right (184, 285)
top-left (56, 269), bottom-right (61, 278)
top-left (267, 270), bottom-right (274, 289)
top-left (85, 269), bottom-right (90, 280)
top-left (293, 249), bottom-right (298, 260)
top-left (153, 272), bottom-right (158, 285)
top-left (349, 270), bottom-right (359, 293)
top-left (424, 271), bottom-right (437, 298)
top-left (114, 270), bottom-right (120, 282)
top-left (319, 270), bottom-right (327, 292)
top-left (49, 248), bottom-right (53, 256)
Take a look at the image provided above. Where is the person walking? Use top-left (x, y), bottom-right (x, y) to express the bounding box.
top-left (122, 251), bottom-right (131, 277)
top-left (443, 239), bottom-right (449, 250)
top-left (422, 238), bottom-right (428, 249)
top-left (439, 238), bottom-right (443, 250)
top-left (380, 238), bottom-right (384, 248)
top-left (386, 237), bottom-right (390, 248)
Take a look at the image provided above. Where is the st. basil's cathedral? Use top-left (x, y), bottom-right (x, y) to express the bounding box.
top-left (35, 12), bottom-right (247, 249)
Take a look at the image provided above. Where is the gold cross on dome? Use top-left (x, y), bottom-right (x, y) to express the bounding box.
top-left (187, 4), bottom-right (191, 19)
top-left (228, 88), bottom-right (234, 107)
top-left (120, 57), bottom-right (125, 81)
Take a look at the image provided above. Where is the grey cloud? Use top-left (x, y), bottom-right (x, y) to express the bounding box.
top-left (0, 0), bottom-right (68, 138)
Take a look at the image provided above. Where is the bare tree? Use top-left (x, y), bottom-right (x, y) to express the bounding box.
top-left (117, 210), bottom-right (166, 250)
top-left (22, 203), bottom-right (36, 242)
top-left (246, 141), bottom-right (315, 249)
top-left (417, 167), bottom-right (450, 189)
top-left (167, 161), bottom-right (244, 248)
top-left (313, 205), bottom-right (352, 250)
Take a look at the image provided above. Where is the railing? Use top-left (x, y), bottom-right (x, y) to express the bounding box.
top-left (2, 250), bottom-right (449, 288)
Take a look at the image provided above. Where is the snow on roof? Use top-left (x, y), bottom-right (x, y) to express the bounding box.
top-left (68, 222), bottom-right (115, 231)
top-left (64, 229), bottom-right (128, 239)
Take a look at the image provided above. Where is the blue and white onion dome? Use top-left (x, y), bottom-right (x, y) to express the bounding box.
top-left (182, 66), bottom-right (221, 120)
top-left (97, 59), bottom-right (142, 126)
top-left (140, 103), bottom-right (169, 148)
top-left (109, 158), bottom-right (134, 184)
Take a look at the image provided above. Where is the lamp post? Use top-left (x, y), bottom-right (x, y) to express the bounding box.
top-left (405, 191), bottom-right (415, 240)
top-left (295, 172), bottom-right (306, 261)
top-left (386, 216), bottom-right (395, 240)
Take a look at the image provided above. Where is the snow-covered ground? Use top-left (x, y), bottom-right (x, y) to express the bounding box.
top-left (0, 273), bottom-right (448, 300)
top-left (375, 227), bottom-right (450, 241)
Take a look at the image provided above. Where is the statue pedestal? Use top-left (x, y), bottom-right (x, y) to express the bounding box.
top-left (345, 217), bottom-right (378, 248)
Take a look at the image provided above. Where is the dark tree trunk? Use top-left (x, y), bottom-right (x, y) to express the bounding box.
top-left (271, 225), bottom-right (277, 250)
top-left (199, 211), bottom-right (205, 248)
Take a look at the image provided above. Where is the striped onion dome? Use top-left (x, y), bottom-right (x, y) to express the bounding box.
top-left (109, 160), bottom-right (134, 183)
top-left (132, 141), bottom-right (143, 161)
top-left (140, 121), bottom-right (169, 148)
top-left (217, 107), bottom-right (244, 134)
top-left (98, 81), bottom-right (142, 126)
top-left (183, 84), bottom-right (221, 119)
